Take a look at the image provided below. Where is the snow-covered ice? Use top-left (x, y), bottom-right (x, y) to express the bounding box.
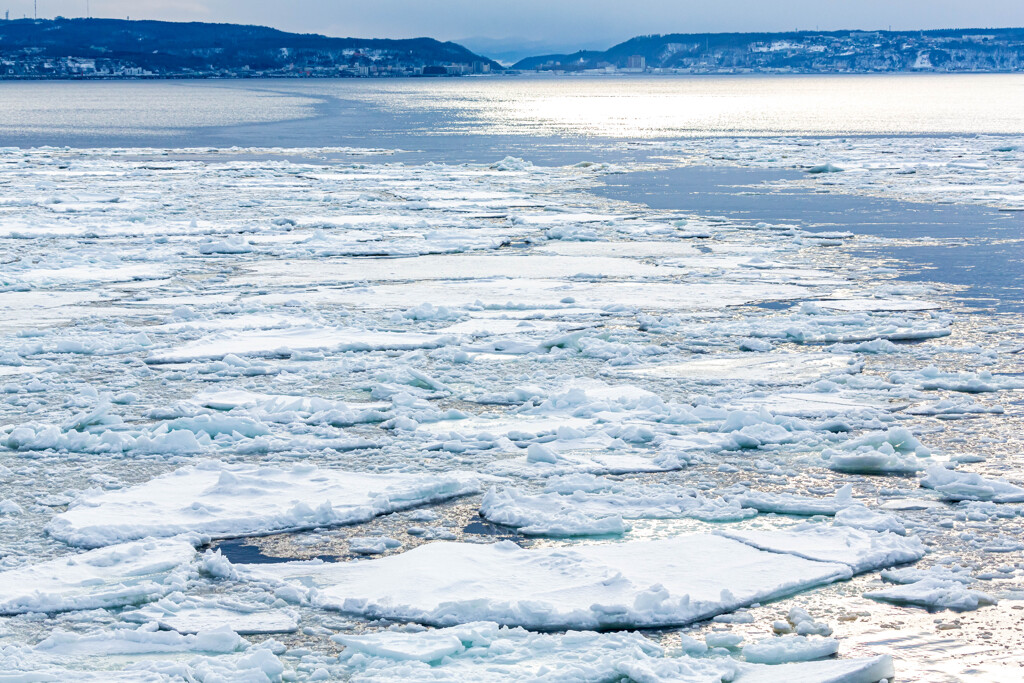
top-left (48, 462), bottom-right (485, 547)
top-left (331, 621), bottom-right (894, 682)
top-left (480, 483), bottom-right (752, 535)
top-left (234, 528), bottom-right (913, 629)
top-left (127, 596), bottom-right (300, 634)
top-left (866, 578), bottom-right (998, 612)
top-left (919, 464), bottom-right (1024, 503)
top-left (742, 635), bottom-right (840, 664)
top-left (719, 524), bottom-right (925, 574)
top-left (0, 539), bottom-right (195, 615)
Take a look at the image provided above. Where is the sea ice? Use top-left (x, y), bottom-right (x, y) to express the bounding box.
top-left (0, 139), bottom-right (1004, 677)
top-left (821, 427), bottom-right (931, 474)
top-left (807, 163), bottom-right (844, 174)
top-left (729, 391), bottom-right (895, 418)
top-left (906, 398), bottom-right (1004, 417)
top-left (889, 366), bottom-right (1024, 393)
top-left (0, 636), bottom-right (285, 681)
top-left (34, 624), bottom-right (246, 655)
top-left (480, 484), bottom-right (752, 536)
top-left (732, 484), bottom-right (854, 516)
top-left (742, 635), bottom-right (840, 664)
top-left (231, 530), bottom-right (911, 629)
top-left (866, 579), bottom-right (997, 611)
top-left (0, 539), bottom-right (195, 615)
top-left (146, 327), bottom-right (455, 363)
top-left (334, 622), bottom-right (726, 681)
top-left (719, 523), bottom-right (925, 573)
top-left (48, 462), bottom-right (485, 548)
top-left (492, 447), bottom-right (702, 477)
top-left (331, 621), bottom-right (894, 683)
top-left (617, 353), bottom-right (859, 385)
top-left (834, 506), bottom-right (907, 535)
top-left (733, 656), bottom-right (895, 683)
top-left (128, 596), bottom-right (300, 634)
top-left (919, 464), bottom-right (1024, 503)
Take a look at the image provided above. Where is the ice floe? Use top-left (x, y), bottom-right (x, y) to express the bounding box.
top-left (146, 327), bottom-right (456, 363)
top-left (742, 635), bottom-right (839, 664)
top-left (866, 565), bottom-right (998, 612)
top-left (0, 539), bottom-right (195, 615)
top-left (48, 463), bottom-right (485, 548)
top-left (618, 353), bottom-right (860, 385)
top-left (234, 528), bottom-right (916, 630)
top-left (732, 484), bottom-right (854, 516)
top-left (480, 482), bottom-right (752, 536)
top-left (919, 464), bottom-right (1024, 503)
top-left (127, 597), bottom-right (300, 635)
top-left (719, 524), bottom-right (925, 574)
top-left (331, 621), bottom-right (894, 682)
top-left (821, 427), bottom-right (933, 474)
top-left (0, 634), bottom-right (286, 681)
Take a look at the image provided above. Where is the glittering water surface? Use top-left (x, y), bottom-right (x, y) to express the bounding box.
top-left (309, 73), bottom-right (1024, 137)
top-left (0, 80), bottom-right (315, 137)
top-left (2, 74), bottom-right (1024, 145)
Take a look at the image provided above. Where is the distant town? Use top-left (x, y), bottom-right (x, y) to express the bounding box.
top-left (0, 18), bottom-right (499, 79)
top-left (1, 18), bottom-right (1023, 79)
top-left (514, 28), bottom-right (1024, 74)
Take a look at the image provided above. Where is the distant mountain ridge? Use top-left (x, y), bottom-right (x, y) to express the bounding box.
top-left (0, 18), bottom-right (502, 78)
top-left (513, 28), bottom-right (1024, 73)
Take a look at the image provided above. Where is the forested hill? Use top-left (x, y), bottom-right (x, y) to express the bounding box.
top-left (0, 18), bottom-right (502, 77)
top-left (513, 28), bottom-right (1024, 73)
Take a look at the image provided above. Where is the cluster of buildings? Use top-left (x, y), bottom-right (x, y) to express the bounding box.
top-left (1, 56), bottom-right (149, 77)
top-left (520, 29), bottom-right (1024, 74)
top-left (0, 54), bottom-right (494, 79)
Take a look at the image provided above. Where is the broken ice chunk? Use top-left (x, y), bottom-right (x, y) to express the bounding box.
top-left (48, 462), bottom-right (484, 548)
top-left (866, 579), bottom-right (997, 611)
top-left (920, 464), bottom-right (1024, 503)
top-left (742, 635), bottom-right (839, 664)
top-left (0, 539), bottom-right (195, 615)
top-left (732, 485), bottom-right (853, 516)
top-left (821, 427), bottom-right (931, 474)
top-left (720, 523), bottom-right (925, 574)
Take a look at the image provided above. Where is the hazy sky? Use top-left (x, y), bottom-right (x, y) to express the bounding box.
top-left (8, 1), bottom-right (1024, 54)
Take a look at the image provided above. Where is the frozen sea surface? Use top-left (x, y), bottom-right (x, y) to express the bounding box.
top-left (0, 76), bottom-right (1022, 681)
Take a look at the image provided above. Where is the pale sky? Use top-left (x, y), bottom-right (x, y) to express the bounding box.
top-left (7, 1), bottom-right (1024, 57)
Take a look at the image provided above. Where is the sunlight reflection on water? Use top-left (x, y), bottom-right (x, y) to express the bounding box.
top-left (312, 74), bottom-right (1024, 138)
top-left (3, 74), bottom-right (1023, 141)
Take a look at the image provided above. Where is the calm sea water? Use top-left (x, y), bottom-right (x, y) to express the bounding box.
top-left (1, 74), bottom-right (1023, 148)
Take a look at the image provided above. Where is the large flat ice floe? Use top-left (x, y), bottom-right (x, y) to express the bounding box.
top-left (480, 484), bottom-right (753, 536)
top-left (146, 327), bottom-right (456, 363)
top-left (47, 462), bottom-right (485, 548)
top-left (234, 528), bottom-right (919, 630)
top-left (719, 523), bottom-right (925, 574)
top-left (332, 621), bottom-right (895, 682)
top-left (127, 596), bottom-right (300, 634)
top-left (0, 539), bottom-right (195, 615)
top-left (617, 353), bottom-right (860, 385)
top-left (0, 631), bottom-right (286, 682)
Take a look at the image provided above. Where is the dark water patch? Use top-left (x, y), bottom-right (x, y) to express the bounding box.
top-left (750, 300), bottom-right (799, 311)
top-left (214, 539), bottom-right (338, 565)
top-left (596, 167), bottom-right (1024, 313)
top-left (463, 520), bottom-right (521, 541)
